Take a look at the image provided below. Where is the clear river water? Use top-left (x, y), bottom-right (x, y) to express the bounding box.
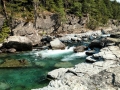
top-left (0, 42), bottom-right (90, 90)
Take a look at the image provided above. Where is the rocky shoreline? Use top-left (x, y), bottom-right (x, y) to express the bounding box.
top-left (32, 29), bottom-right (120, 90)
top-left (32, 45), bottom-right (120, 90)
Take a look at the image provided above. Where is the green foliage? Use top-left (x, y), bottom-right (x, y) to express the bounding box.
top-left (87, 17), bottom-right (99, 30)
top-left (1, 0), bottom-right (120, 29)
top-left (0, 21), bottom-right (10, 43)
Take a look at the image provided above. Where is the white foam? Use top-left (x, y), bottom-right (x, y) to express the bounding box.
top-left (34, 46), bottom-right (75, 58)
top-left (101, 34), bottom-right (110, 38)
top-left (61, 51), bottom-right (87, 61)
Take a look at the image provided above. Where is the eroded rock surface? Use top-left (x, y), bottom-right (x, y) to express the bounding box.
top-left (32, 46), bottom-right (120, 90)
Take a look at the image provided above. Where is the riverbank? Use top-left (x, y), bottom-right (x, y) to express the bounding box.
top-left (32, 29), bottom-right (120, 90)
top-left (40, 47), bottom-right (120, 90)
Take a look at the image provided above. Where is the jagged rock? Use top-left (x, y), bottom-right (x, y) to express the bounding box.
top-left (74, 46), bottom-right (87, 53)
top-left (50, 38), bottom-right (66, 49)
top-left (3, 36), bottom-right (32, 51)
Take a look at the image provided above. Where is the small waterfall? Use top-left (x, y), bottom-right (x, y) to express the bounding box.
top-left (34, 46), bottom-right (75, 58)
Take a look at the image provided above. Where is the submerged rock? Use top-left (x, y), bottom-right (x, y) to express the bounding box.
top-left (0, 82), bottom-right (10, 90)
top-left (0, 59), bottom-right (31, 67)
top-left (35, 61), bottom-right (46, 67)
top-left (54, 62), bottom-right (73, 68)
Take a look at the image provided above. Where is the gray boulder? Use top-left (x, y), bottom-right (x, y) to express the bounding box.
top-left (50, 38), bottom-right (66, 49)
top-left (13, 22), bottom-right (41, 46)
top-left (3, 36), bottom-right (32, 51)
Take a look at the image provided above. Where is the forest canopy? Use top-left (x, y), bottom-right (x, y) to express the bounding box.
top-left (0, 0), bottom-right (120, 28)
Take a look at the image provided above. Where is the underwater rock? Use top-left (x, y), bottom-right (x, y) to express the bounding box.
top-left (0, 82), bottom-right (10, 90)
top-left (54, 62), bottom-right (73, 68)
top-left (0, 59), bottom-right (31, 67)
top-left (35, 61), bottom-right (46, 67)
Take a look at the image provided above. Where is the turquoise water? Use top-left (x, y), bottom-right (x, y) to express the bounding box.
top-left (0, 47), bottom-right (86, 90)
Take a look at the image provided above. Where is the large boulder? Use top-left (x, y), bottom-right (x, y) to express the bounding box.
top-left (13, 22), bottom-right (41, 46)
top-left (3, 36), bottom-right (32, 51)
top-left (50, 38), bottom-right (66, 49)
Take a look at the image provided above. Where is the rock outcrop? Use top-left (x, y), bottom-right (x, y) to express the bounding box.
top-left (13, 22), bottom-right (41, 46)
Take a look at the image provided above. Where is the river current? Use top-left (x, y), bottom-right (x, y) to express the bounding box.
top-left (0, 44), bottom-right (88, 90)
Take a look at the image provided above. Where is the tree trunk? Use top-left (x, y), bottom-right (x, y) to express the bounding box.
top-left (1, 0), bottom-right (8, 20)
top-left (33, 1), bottom-right (38, 29)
